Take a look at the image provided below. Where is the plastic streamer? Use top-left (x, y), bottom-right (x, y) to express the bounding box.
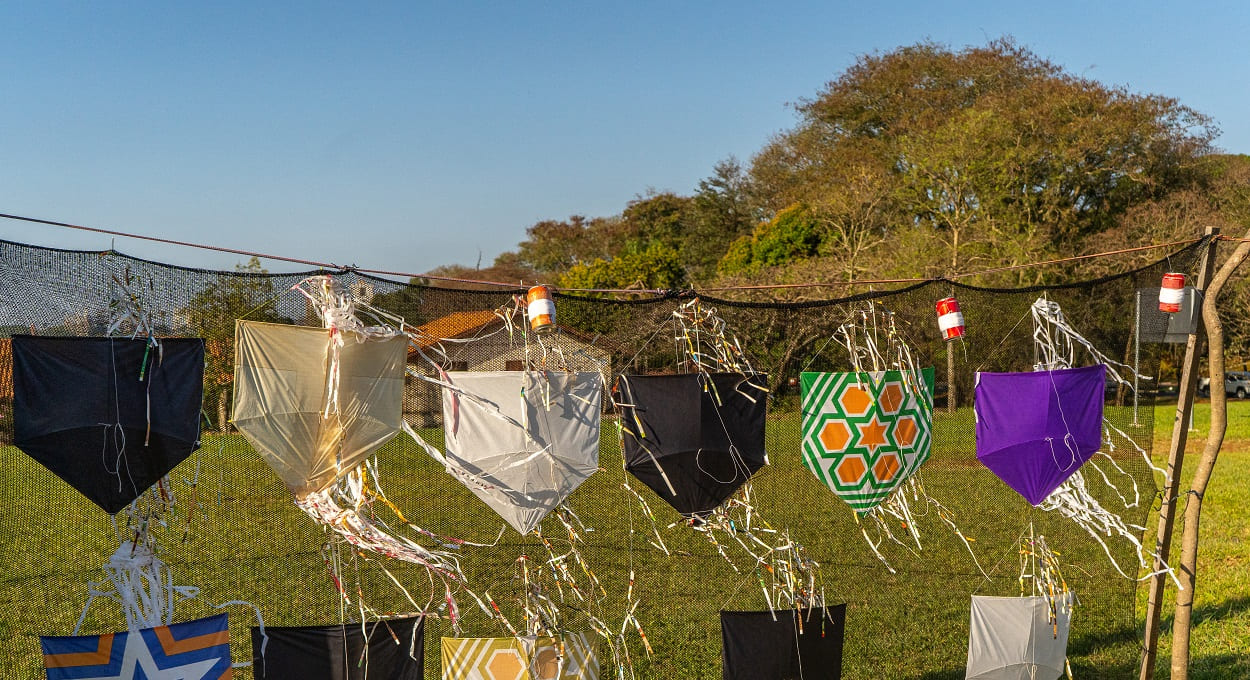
top-left (1017, 528), bottom-right (1074, 642)
top-left (1029, 296), bottom-right (1179, 588)
top-left (292, 276), bottom-right (476, 632)
top-left (616, 299), bottom-right (827, 628)
top-left (1031, 297), bottom-right (1150, 393)
top-left (831, 305), bottom-right (986, 577)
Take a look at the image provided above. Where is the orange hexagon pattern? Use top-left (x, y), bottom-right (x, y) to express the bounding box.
top-left (879, 381), bottom-right (904, 415)
top-left (838, 384), bottom-right (872, 417)
top-left (895, 416), bottom-right (918, 448)
top-left (873, 452), bottom-right (901, 483)
top-left (486, 649), bottom-right (526, 680)
top-left (801, 368), bottom-right (934, 513)
top-left (835, 454), bottom-right (868, 485)
top-left (818, 421), bottom-right (852, 453)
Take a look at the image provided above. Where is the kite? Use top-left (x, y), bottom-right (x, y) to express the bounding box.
top-left (12, 335), bottom-right (205, 514)
top-left (398, 295), bottom-right (644, 674)
top-left (253, 615), bottom-right (424, 680)
top-left (12, 277), bottom-right (215, 632)
top-left (232, 319), bottom-right (408, 498)
top-left (438, 370), bottom-right (603, 535)
top-left (612, 300), bottom-right (828, 650)
top-left (797, 305), bottom-right (981, 575)
top-left (41, 613), bottom-right (233, 680)
top-left (965, 594), bottom-right (1073, 680)
top-left (720, 605), bottom-right (846, 680)
top-left (441, 633), bottom-right (599, 680)
top-left (965, 526), bottom-right (1074, 680)
top-left (973, 296), bottom-right (1177, 585)
top-left (800, 367), bottom-right (935, 514)
top-left (617, 372), bottom-right (768, 517)
top-left (233, 277), bottom-right (469, 621)
top-left (974, 364), bottom-right (1105, 506)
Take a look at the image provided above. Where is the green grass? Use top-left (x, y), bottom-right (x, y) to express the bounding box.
top-left (1133, 398), bottom-right (1250, 678)
top-left (0, 402), bottom-right (1245, 678)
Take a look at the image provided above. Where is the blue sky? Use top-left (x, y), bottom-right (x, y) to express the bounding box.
top-left (1, 1), bottom-right (1246, 277)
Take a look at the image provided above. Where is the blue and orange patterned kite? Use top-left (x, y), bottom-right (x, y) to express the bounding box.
top-left (41, 614), bottom-right (233, 680)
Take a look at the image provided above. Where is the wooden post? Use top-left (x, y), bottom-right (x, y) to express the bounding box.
top-left (1138, 226), bottom-right (1219, 680)
top-left (946, 346), bottom-right (957, 412)
top-left (1171, 227), bottom-right (1250, 678)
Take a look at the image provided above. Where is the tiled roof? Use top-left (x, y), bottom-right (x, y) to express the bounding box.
top-left (408, 310), bottom-right (500, 349)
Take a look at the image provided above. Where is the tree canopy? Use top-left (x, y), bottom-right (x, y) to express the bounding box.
top-left (749, 38), bottom-right (1217, 283)
top-left (181, 257), bottom-right (292, 431)
top-left (470, 39), bottom-right (1225, 298)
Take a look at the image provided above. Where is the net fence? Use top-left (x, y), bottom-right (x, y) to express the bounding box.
top-left (0, 236), bottom-right (1208, 679)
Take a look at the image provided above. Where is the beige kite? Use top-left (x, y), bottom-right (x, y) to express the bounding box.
top-left (232, 319), bottom-right (408, 497)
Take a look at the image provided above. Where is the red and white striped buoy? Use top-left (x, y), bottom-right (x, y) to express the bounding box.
top-left (1159, 273), bottom-right (1186, 313)
top-left (936, 297), bottom-right (965, 341)
top-left (526, 285), bottom-right (557, 334)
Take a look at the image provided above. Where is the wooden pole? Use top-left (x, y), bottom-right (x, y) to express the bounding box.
top-left (1171, 229), bottom-right (1250, 678)
top-left (1138, 226), bottom-right (1219, 680)
top-left (946, 345), bottom-right (957, 412)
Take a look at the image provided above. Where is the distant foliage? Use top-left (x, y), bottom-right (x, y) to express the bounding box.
top-left (181, 257), bottom-right (292, 431)
top-left (718, 204), bottom-right (822, 275)
top-left (557, 242), bottom-right (686, 292)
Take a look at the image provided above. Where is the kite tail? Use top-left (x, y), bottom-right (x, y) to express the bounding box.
top-left (1030, 297), bottom-right (1148, 388)
top-left (295, 489), bottom-right (469, 588)
top-left (854, 477), bottom-right (987, 579)
top-left (1040, 471), bottom-right (1181, 589)
top-left (76, 541), bottom-right (179, 633)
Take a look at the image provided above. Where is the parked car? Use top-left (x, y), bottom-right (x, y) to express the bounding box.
top-left (1198, 371), bottom-right (1250, 398)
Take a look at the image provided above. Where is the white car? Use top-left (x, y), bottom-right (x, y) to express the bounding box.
top-left (1198, 371), bottom-right (1250, 398)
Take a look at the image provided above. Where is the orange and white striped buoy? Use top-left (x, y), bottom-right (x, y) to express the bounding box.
top-left (936, 297), bottom-right (965, 341)
top-left (526, 285), bottom-right (556, 335)
top-left (1159, 273), bottom-right (1185, 313)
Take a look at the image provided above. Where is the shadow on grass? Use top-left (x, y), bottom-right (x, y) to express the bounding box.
top-left (912, 597), bottom-right (1250, 680)
top-left (1127, 595), bottom-right (1250, 652)
top-left (1173, 595), bottom-right (1250, 628)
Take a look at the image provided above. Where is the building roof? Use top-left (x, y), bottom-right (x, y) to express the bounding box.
top-left (406, 309), bottom-right (614, 360)
top-left (408, 310), bottom-right (500, 350)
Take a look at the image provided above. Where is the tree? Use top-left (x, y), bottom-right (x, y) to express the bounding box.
top-left (743, 38), bottom-right (1216, 406)
top-left (369, 278), bottom-right (429, 324)
top-left (751, 38), bottom-right (1215, 282)
top-left (685, 158), bottom-right (763, 280)
top-left (557, 242), bottom-right (686, 292)
top-left (182, 258), bottom-right (292, 431)
top-left (719, 203), bottom-right (822, 275)
top-left (513, 215), bottom-right (618, 276)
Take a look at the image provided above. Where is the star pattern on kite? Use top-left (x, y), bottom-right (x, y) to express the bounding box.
top-left (42, 615), bottom-right (232, 680)
top-left (856, 416), bottom-right (890, 454)
top-left (98, 632), bottom-right (222, 680)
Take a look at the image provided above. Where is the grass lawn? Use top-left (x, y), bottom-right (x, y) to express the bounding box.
top-left (1134, 398), bottom-right (1250, 678)
top-left (0, 400), bottom-right (1245, 678)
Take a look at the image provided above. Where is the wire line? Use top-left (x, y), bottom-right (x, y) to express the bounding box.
top-left (0, 210), bottom-right (1208, 296)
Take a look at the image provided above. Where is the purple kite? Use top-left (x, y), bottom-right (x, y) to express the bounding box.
top-left (974, 365), bottom-right (1105, 506)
